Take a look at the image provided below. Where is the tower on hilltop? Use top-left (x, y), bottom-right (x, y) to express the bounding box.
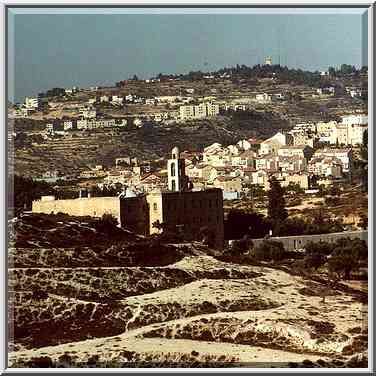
top-left (265, 56), bottom-right (272, 66)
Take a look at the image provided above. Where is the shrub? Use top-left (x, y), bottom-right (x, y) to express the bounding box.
top-left (303, 253), bottom-right (327, 270)
top-left (231, 237), bottom-right (253, 255)
top-left (305, 241), bottom-right (334, 256)
top-left (252, 240), bottom-right (287, 262)
top-left (95, 214), bottom-right (119, 235)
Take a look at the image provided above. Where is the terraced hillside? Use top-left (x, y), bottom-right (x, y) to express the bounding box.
top-left (14, 112), bottom-right (288, 177)
top-left (8, 214), bottom-right (368, 368)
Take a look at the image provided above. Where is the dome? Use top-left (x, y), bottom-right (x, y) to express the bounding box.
top-left (171, 146), bottom-right (180, 159)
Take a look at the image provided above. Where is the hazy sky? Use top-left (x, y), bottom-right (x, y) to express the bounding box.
top-left (8, 8), bottom-right (368, 103)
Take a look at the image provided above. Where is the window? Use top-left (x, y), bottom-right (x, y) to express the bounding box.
top-left (170, 162), bottom-right (176, 177)
top-left (216, 199), bottom-right (219, 207)
top-left (153, 203), bottom-right (157, 211)
top-left (209, 200), bottom-right (212, 208)
top-left (172, 180), bottom-right (176, 191)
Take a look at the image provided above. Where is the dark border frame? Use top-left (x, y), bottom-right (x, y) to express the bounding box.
top-left (3, 3), bottom-right (374, 375)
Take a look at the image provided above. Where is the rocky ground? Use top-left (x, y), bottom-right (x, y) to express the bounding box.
top-left (7, 214), bottom-right (368, 368)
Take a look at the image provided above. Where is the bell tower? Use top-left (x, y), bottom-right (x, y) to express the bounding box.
top-left (167, 146), bottom-right (188, 192)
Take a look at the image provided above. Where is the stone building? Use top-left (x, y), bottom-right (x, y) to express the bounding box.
top-left (32, 188), bottom-right (149, 235)
top-left (32, 147), bottom-right (225, 248)
top-left (148, 147), bottom-right (224, 248)
top-left (146, 189), bottom-right (224, 249)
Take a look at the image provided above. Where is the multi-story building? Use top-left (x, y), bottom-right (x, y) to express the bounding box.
top-left (290, 131), bottom-right (315, 148)
top-left (179, 102), bottom-right (219, 120)
top-left (212, 176), bottom-right (242, 193)
top-left (111, 95), bottom-right (124, 105)
top-left (179, 105), bottom-right (195, 120)
top-left (255, 154), bottom-right (278, 171)
top-left (277, 173), bottom-right (310, 190)
top-left (312, 148), bottom-right (352, 173)
top-left (231, 150), bottom-right (256, 168)
top-left (259, 132), bottom-right (291, 155)
top-left (255, 93), bottom-right (272, 103)
top-left (278, 156), bottom-right (307, 173)
top-left (341, 114), bottom-right (368, 126)
top-left (277, 145), bottom-right (313, 160)
top-left (186, 164), bottom-right (214, 181)
top-left (147, 147), bottom-right (224, 248)
top-left (81, 107), bottom-right (97, 119)
top-left (25, 97), bottom-right (40, 110)
top-left (308, 156), bottom-right (343, 178)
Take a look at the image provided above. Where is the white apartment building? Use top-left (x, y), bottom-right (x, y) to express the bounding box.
top-left (226, 144), bottom-right (241, 156)
top-left (77, 119), bottom-right (88, 130)
top-left (46, 123), bottom-right (54, 134)
top-left (207, 102), bottom-right (220, 116)
top-left (63, 120), bottom-right (74, 131)
top-left (179, 102), bottom-right (219, 120)
top-left (25, 97), bottom-right (39, 110)
top-left (259, 132), bottom-right (290, 156)
top-left (255, 93), bottom-right (272, 103)
top-left (308, 156), bottom-right (343, 178)
top-left (179, 105), bottom-right (195, 120)
top-left (185, 164), bottom-right (213, 180)
top-left (290, 131), bottom-right (315, 148)
top-left (134, 118), bottom-right (143, 127)
top-left (81, 107), bottom-right (96, 119)
top-left (255, 155), bottom-right (278, 171)
top-left (294, 123), bottom-right (317, 132)
top-left (231, 150), bottom-right (256, 168)
top-left (145, 98), bottom-right (156, 106)
top-left (111, 96), bottom-right (124, 105)
top-left (278, 156), bottom-right (307, 174)
top-left (237, 139), bottom-right (251, 150)
top-left (312, 149), bottom-right (352, 173)
top-left (341, 114), bottom-right (368, 126)
top-left (277, 145), bottom-right (313, 160)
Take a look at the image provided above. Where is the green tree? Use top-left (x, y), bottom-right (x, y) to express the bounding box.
top-left (252, 240), bottom-right (286, 262)
top-left (362, 129), bottom-right (368, 157)
top-left (267, 177), bottom-right (288, 236)
top-left (360, 129), bottom-right (368, 191)
top-left (305, 240), bottom-right (334, 256)
top-left (328, 238), bottom-right (368, 280)
top-left (303, 253), bottom-right (327, 271)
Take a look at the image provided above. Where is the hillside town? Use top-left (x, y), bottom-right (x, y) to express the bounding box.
top-left (9, 61), bottom-right (369, 369)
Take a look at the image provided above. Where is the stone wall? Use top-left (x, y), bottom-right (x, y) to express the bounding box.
top-left (250, 231), bottom-right (368, 252)
top-left (32, 197), bottom-right (121, 224)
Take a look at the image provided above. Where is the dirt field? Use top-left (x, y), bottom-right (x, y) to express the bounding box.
top-left (8, 246), bottom-right (368, 368)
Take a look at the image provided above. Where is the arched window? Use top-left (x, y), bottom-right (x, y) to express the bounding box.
top-left (170, 162), bottom-right (176, 177)
top-left (172, 180), bottom-right (176, 191)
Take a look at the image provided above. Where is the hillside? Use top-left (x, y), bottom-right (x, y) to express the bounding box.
top-left (8, 213), bottom-right (368, 368)
top-left (13, 112), bottom-right (288, 177)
